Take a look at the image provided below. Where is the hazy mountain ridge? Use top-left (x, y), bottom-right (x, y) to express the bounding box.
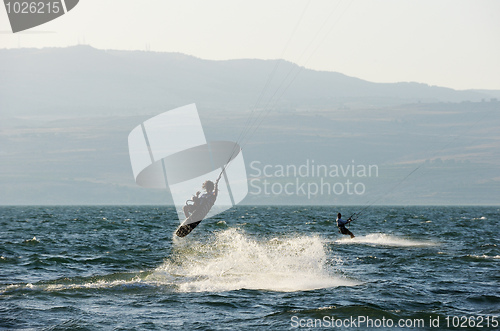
top-left (1, 45), bottom-right (497, 119)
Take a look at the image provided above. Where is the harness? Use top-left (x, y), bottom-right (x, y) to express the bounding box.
top-left (337, 218), bottom-right (352, 234)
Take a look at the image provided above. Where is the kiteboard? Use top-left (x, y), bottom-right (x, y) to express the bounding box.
top-left (175, 219), bottom-right (202, 237)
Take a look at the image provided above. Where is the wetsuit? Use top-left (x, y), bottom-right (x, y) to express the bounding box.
top-left (337, 217), bottom-right (354, 238)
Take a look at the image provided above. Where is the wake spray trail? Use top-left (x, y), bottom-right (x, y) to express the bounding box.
top-left (151, 229), bottom-right (359, 292)
top-left (334, 233), bottom-right (437, 247)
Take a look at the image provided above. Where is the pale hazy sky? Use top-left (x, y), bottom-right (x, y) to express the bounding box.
top-left (1, 0), bottom-right (499, 90)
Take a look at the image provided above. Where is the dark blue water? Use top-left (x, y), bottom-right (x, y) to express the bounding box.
top-left (1, 206), bottom-right (499, 330)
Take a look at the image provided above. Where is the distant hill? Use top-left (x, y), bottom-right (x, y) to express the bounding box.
top-left (1, 45), bottom-right (498, 119)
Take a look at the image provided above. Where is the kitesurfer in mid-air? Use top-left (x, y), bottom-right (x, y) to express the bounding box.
top-left (336, 213), bottom-right (355, 238)
top-left (176, 178), bottom-right (220, 237)
top-left (183, 180), bottom-right (217, 218)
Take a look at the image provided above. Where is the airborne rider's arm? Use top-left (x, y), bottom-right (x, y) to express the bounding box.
top-left (192, 191), bottom-right (201, 204)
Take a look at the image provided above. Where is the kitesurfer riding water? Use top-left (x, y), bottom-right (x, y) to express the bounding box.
top-left (336, 213), bottom-right (355, 238)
